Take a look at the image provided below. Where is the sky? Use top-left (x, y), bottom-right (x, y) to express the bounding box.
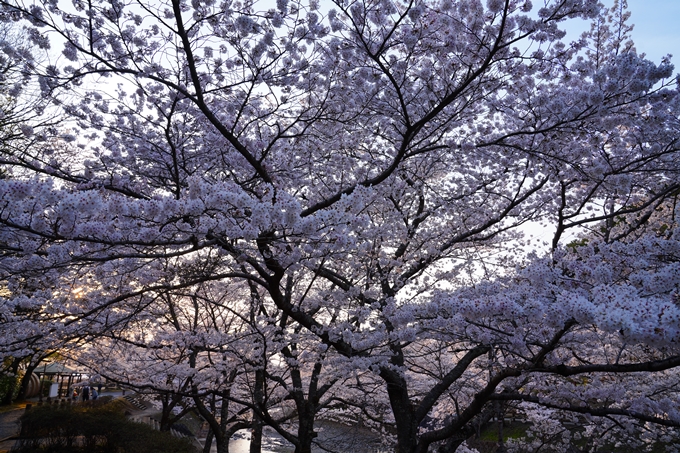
top-left (627, 0), bottom-right (680, 63)
top-left (556, 0), bottom-right (680, 65)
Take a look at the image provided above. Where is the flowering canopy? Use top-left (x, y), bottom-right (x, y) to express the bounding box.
top-left (0, 0), bottom-right (679, 451)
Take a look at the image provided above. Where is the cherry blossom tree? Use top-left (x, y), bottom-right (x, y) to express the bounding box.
top-left (76, 279), bottom-right (259, 451)
top-left (0, 0), bottom-right (679, 452)
top-left (0, 21), bottom-right (79, 402)
top-left (81, 272), bottom-right (357, 453)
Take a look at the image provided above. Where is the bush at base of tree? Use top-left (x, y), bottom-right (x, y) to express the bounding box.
top-left (0, 373), bottom-right (20, 404)
top-left (14, 399), bottom-right (196, 453)
top-left (1, 0), bottom-right (679, 451)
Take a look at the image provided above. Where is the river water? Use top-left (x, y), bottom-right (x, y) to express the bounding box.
top-left (218, 421), bottom-right (387, 453)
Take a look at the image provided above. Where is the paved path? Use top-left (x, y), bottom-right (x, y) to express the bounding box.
top-left (0, 408), bottom-right (23, 452)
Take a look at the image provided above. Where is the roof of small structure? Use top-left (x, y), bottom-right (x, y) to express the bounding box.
top-left (35, 363), bottom-right (84, 375)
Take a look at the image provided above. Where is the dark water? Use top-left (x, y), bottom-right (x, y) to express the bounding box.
top-left (224, 421), bottom-right (387, 453)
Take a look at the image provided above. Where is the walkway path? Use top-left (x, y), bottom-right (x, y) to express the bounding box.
top-left (0, 407), bottom-right (23, 452)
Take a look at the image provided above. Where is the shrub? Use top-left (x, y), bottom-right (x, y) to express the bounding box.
top-left (0, 373), bottom-right (21, 404)
top-left (14, 400), bottom-right (196, 453)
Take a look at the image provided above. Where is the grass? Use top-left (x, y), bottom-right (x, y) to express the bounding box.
top-left (472, 420), bottom-right (677, 453)
top-left (478, 421), bottom-right (531, 442)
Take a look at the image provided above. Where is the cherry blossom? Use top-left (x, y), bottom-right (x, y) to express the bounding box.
top-left (0, 0), bottom-right (678, 452)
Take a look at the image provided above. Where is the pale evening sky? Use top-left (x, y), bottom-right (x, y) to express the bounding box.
top-left (627, 0), bottom-right (680, 63)
top-left (557, 0), bottom-right (679, 65)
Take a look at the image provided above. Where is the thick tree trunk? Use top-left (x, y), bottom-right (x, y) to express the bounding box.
top-left (216, 436), bottom-right (230, 453)
top-left (250, 369), bottom-right (265, 453)
top-left (17, 362), bottom-right (38, 400)
top-left (214, 393), bottom-right (231, 453)
top-left (249, 415), bottom-right (263, 453)
top-left (391, 399), bottom-right (418, 453)
top-left (160, 397), bottom-right (172, 431)
top-left (203, 426), bottom-right (214, 453)
top-left (295, 405), bottom-right (317, 453)
top-left (381, 369), bottom-right (418, 453)
top-left (203, 394), bottom-right (217, 453)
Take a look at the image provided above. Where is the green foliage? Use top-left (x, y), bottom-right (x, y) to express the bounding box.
top-left (0, 372), bottom-right (21, 403)
top-left (566, 238), bottom-right (589, 251)
top-left (14, 399), bottom-right (197, 453)
top-left (478, 422), bottom-right (531, 441)
top-left (39, 380), bottom-right (52, 398)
